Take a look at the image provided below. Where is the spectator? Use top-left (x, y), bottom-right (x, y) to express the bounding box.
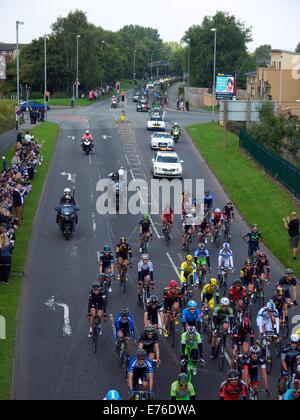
top-left (16, 131), bottom-right (23, 145)
top-left (283, 212), bottom-right (299, 260)
top-left (24, 131), bottom-right (32, 145)
top-left (13, 183), bottom-right (25, 227)
top-left (0, 226), bottom-right (13, 285)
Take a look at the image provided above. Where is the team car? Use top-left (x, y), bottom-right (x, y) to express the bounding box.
top-left (136, 100), bottom-right (150, 112)
top-left (150, 132), bottom-right (174, 151)
top-left (152, 151), bottom-right (183, 179)
top-left (147, 115), bottom-right (166, 131)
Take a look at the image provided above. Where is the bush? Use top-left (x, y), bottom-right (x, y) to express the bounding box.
top-left (0, 103), bottom-right (15, 134)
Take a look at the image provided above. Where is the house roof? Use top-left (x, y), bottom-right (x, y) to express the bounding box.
top-left (271, 49), bottom-right (300, 55)
top-left (0, 43), bottom-right (17, 51)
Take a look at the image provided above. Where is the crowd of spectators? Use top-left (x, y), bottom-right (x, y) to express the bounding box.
top-left (0, 131), bottom-right (41, 285)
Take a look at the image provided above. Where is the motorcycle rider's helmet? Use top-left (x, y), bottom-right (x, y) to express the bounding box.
top-left (64, 188), bottom-right (71, 196)
top-left (85, 130), bottom-right (90, 135)
top-left (118, 167), bottom-right (125, 177)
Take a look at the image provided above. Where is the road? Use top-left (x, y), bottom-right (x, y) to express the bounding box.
top-left (12, 88), bottom-right (299, 400)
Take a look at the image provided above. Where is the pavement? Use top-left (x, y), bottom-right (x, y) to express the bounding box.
top-left (11, 90), bottom-right (299, 400)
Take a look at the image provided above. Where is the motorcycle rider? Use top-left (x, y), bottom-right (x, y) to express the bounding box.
top-left (81, 130), bottom-right (94, 149)
top-left (171, 122), bottom-right (181, 137)
top-left (57, 188), bottom-right (78, 226)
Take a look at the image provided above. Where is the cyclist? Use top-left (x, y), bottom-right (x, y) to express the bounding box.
top-left (115, 308), bottom-right (135, 354)
top-left (219, 370), bottom-right (248, 401)
top-left (272, 287), bottom-right (286, 324)
top-left (88, 282), bottom-right (107, 338)
top-left (182, 212), bottom-right (195, 251)
top-left (203, 191), bottom-right (214, 220)
top-left (194, 243), bottom-right (211, 284)
top-left (211, 298), bottom-right (234, 359)
top-left (162, 204), bottom-right (174, 235)
top-left (180, 255), bottom-right (197, 290)
top-left (223, 201), bottom-right (235, 222)
top-left (242, 224), bottom-right (262, 257)
top-left (128, 349), bottom-right (154, 398)
top-left (139, 214), bottom-right (152, 253)
top-left (254, 252), bottom-right (271, 288)
top-left (115, 237), bottom-right (132, 281)
top-left (137, 255), bottom-right (154, 304)
top-left (240, 258), bottom-right (257, 296)
top-left (170, 373), bottom-right (196, 401)
top-left (182, 300), bottom-right (201, 333)
top-left (232, 317), bottom-right (255, 356)
top-left (283, 378), bottom-right (300, 400)
top-left (198, 215), bottom-right (211, 244)
top-left (211, 208), bottom-right (224, 240)
top-left (138, 324), bottom-right (161, 365)
top-left (180, 326), bottom-right (205, 376)
top-left (103, 390), bottom-right (122, 400)
top-left (278, 334), bottom-right (300, 400)
top-left (99, 245), bottom-right (114, 293)
top-left (163, 280), bottom-right (182, 337)
top-left (229, 279), bottom-right (248, 314)
top-left (218, 243), bottom-right (234, 286)
top-left (256, 300), bottom-right (280, 338)
top-left (144, 295), bottom-right (164, 331)
top-left (201, 277), bottom-right (220, 311)
top-left (242, 346), bottom-right (270, 398)
top-left (278, 269), bottom-right (298, 324)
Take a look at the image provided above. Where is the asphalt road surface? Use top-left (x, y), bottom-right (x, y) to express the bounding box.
top-left (12, 88), bottom-right (300, 400)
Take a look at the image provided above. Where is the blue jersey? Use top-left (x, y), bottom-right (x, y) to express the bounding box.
top-left (283, 389), bottom-right (299, 400)
top-left (115, 313), bottom-right (135, 339)
top-left (204, 194), bottom-right (214, 207)
top-left (128, 357), bottom-right (154, 374)
top-left (194, 247), bottom-right (209, 259)
top-left (182, 308), bottom-right (201, 324)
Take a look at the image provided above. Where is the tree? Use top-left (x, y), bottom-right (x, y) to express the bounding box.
top-left (296, 42), bottom-right (300, 54)
top-left (182, 11), bottom-right (252, 88)
top-left (254, 44), bottom-right (271, 66)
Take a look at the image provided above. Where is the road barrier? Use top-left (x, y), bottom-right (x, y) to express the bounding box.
top-left (239, 129), bottom-right (300, 199)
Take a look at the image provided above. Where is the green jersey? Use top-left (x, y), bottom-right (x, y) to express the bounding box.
top-left (181, 331), bottom-right (202, 349)
top-left (213, 305), bottom-right (234, 324)
top-left (170, 381), bottom-right (195, 400)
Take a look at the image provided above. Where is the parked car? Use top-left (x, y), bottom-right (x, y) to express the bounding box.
top-left (19, 100), bottom-right (50, 112)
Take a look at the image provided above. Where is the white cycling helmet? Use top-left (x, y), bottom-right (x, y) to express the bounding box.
top-left (266, 301), bottom-right (276, 311)
top-left (215, 208), bottom-right (221, 213)
top-left (290, 334), bottom-right (300, 344)
top-left (64, 188), bottom-right (71, 195)
top-left (223, 243), bottom-right (231, 249)
top-left (221, 298), bottom-right (230, 306)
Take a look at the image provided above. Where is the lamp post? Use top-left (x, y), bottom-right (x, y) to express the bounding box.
top-left (279, 54), bottom-right (283, 107)
top-left (76, 35), bottom-right (80, 99)
top-left (186, 38), bottom-right (190, 87)
top-left (133, 49), bottom-right (136, 81)
top-left (16, 20), bottom-right (25, 104)
top-left (211, 28), bottom-right (217, 122)
top-left (165, 56), bottom-right (168, 77)
top-left (151, 53), bottom-right (153, 80)
top-left (44, 34), bottom-right (48, 118)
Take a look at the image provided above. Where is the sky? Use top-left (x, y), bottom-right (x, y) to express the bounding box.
top-left (1, 0), bottom-right (300, 52)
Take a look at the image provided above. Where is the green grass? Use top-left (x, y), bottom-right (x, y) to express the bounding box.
top-left (0, 103), bottom-right (15, 135)
top-left (0, 122), bottom-right (59, 400)
top-left (187, 122), bottom-right (300, 276)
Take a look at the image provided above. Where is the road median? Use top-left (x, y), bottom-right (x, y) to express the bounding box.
top-left (187, 122), bottom-right (300, 275)
top-left (0, 122), bottom-right (59, 400)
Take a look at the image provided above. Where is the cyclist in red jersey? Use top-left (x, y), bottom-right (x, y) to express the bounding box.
top-left (219, 370), bottom-right (248, 400)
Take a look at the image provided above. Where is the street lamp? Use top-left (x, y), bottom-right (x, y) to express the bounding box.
top-left (279, 54), bottom-right (283, 107)
top-left (16, 20), bottom-right (25, 104)
top-left (133, 49), bottom-right (137, 81)
top-left (165, 56), bottom-right (168, 77)
top-left (76, 34), bottom-right (81, 100)
top-left (151, 53), bottom-right (153, 80)
top-left (44, 34), bottom-right (48, 117)
top-left (186, 38), bottom-right (190, 87)
top-left (211, 28), bottom-right (217, 122)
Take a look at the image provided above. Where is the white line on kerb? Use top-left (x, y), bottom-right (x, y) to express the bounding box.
top-left (166, 252), bottom-right (181, 280)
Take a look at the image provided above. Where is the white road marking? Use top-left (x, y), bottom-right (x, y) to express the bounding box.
top-left (45, 296), bottom-right (72, 336)
top-left (89, 154), bottom-right (92, 166)
top-left (70, 246), bottom-right (78, 258)
top-left (92, 212), bottom-right (97, 231)
top-left (109, 313), bottom-right (116, 340)
top-left (125, 154), bottom-right (130, 166)
top-left (166, 252), bottom-right (181, 280)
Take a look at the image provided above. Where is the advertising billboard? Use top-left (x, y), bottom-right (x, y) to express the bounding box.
top-left (216, 73), bottom-right (236, 100)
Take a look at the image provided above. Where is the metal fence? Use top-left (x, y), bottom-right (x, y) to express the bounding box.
top-left (239, 129), bottom-right (300, 199)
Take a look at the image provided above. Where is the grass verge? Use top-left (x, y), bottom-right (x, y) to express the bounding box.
top-left (0, 122), bottom-right (59, 400)
top-left (187, 122), bottom-right (300, 275)
top-left (0, 103), bottom-right (15, 135)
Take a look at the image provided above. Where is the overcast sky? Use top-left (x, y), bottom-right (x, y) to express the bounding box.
top-left (1, 0), bottom-right (299, 52)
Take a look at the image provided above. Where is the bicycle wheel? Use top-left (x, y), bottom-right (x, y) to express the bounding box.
top-left (93, 326), bottom-right (98, 354)
top-left (218, 343), bottom-right (225, 372)
top-left (169, 319), bottom-right (176, 348)
top-left (221, 279), bottom-right (227, 296)
top-left (282, 319), bottom-right (290, 340)
top-left (207, 318), bottom-right (213, 344)
top-left (275, 339), bottom-right (282, 358)
top-left (258, 289), bottom-right (265, 308)
top-left (266, 351), bottom-right (273, 375)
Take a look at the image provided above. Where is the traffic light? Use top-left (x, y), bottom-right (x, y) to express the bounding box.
top-left (45, 92), bottom-right (49, 102)
top-left (121, 92), bottom-right (125, 102)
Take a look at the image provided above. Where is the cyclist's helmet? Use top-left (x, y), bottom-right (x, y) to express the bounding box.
top-left (286, 269), bottom-right (294, 276)
top-left (245, 258), bottom-right (252, 266)
top-left (187, 300), bottom-right (197, 309)
top-left (103, 245), bottom-right (111, 252)
top-left (250, 346), bottom-right (261, 355)
top-left (221, 297), bottom-right (230, 306)
top-left (215, 208), bottom-right (221, 213)
top-left (92, 282), bottom-right (101, 290)
top-left (234, 279), bottom-right (242, 287)
top-left (142, 254), bottom-right (149, 260)
top-left (120, 237), bottom-right (127, 244)
top-left (198, 243), bottom-right (205, 250)
top-left (143, 214), bottom-right (149, 221)
top-left (120, 308), bottom-right (129, 317)
top-left (266, 301), bottom-right (276, 311)
top-left (276, 287), bottom-right (284, 296)
top-left (227, 370), bottom-right (239, 381)
top-left (169, 280), bottom-right (178, 288)
top-left (146, 325), bottom-right (155, 334)
top-left (178, 373), bottom-right (188, 386)
top-left (210, 278), bottom-right (218, 286)
top-left (148, 295), bottom-right (159, 305)
top-left (223, 243), bottom-right (231, 250)
top-left (291, 379), bottom-right (300, 392)
top-left (187, 326), bottom-right (196, 336)
top-left (186, 255), bottom-right (193, 262)
top-left (227, 201), bottom-right (232, 205)
top-left (259, 252), bottom-right (267, 258)
top-left (137, 349), bottom-right (147, 359)
top-left (290, 334), bottom-right (300, 344)
top-left (105, 390), bottom-right (121, 400)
